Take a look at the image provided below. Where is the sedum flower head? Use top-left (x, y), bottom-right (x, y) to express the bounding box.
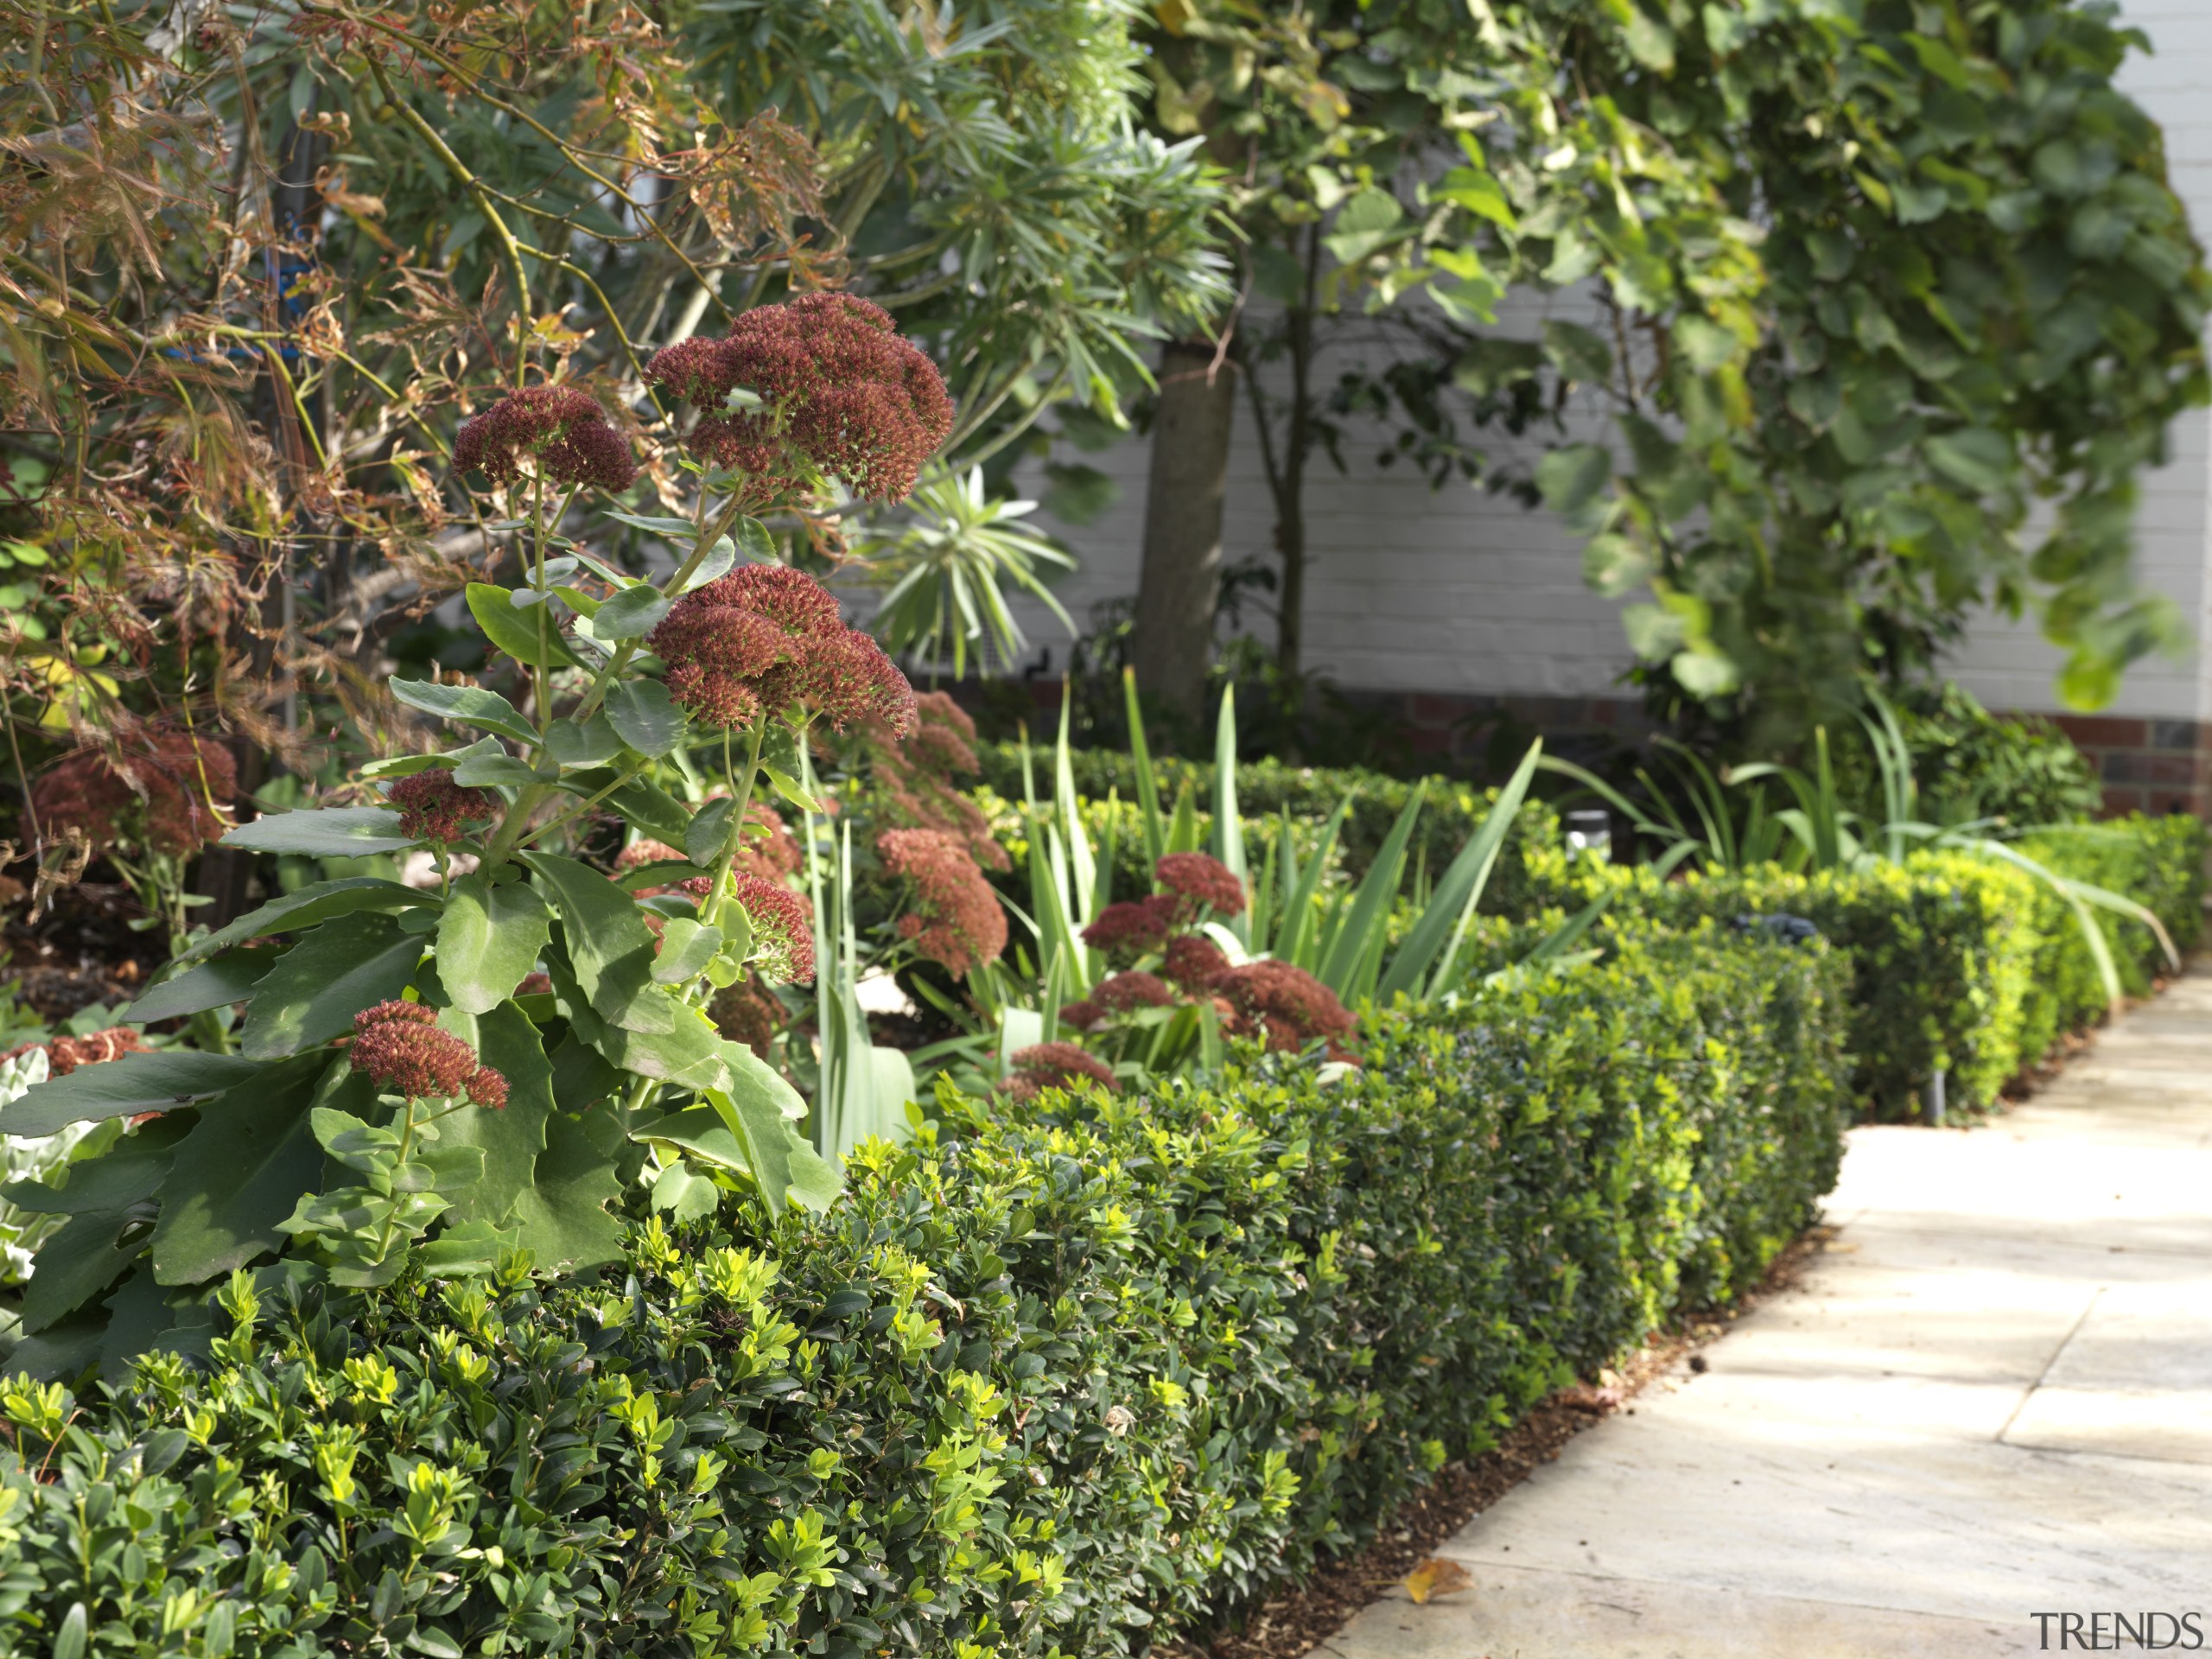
top-left (644, 293), bottom-right (952, 505)
top-left (647, 563), bottom-right (915, 735)
top-left (878, 827), bottom-right (1007, 977)
top-left (1082, 894), bottom-right (1180, 960)
top-left (454, 385), bottom-right (637, 492)
top-left (1160, 932), bottom-right (1231, 991)
top-left (1211, 961), bottom-right (1357, 1056)
top-left (349, 1001), bottom-right (508, 1106)
top-left (387, 768), bottom-right (498, 846)
top-left (1156, 852), bottom-right (1245, 918)
top-left (727, 872), bottom-right (815, 985)
top-left (33, 731), bottom-right (237, 858)
top-left (1003, 1040), bottom-right (1117, 1103)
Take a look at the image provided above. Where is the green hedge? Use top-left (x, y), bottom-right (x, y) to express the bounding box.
top-left (974, 744), bottom-right (1563, 914)
top-left (1516, 812), bottom-right (2206, 1121)
top-left (0, 928), bottom-right (1848, 1656)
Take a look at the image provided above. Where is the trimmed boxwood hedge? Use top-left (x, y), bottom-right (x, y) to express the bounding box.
top-left (1515, 812), bottom-right (2206, 1120)
top-left (0, 927), bottom-right (1847, 1657)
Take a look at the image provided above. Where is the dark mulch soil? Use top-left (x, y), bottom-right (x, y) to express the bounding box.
top-left (3, 880), bottom-right (164, 1022)
top-left (1159, 1221), bottom-right (1841, 1659)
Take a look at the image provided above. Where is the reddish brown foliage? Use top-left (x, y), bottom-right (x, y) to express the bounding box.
top-left (877, 827), bottom-right (1007, 977)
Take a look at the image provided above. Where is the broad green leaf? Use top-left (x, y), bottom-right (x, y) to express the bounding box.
top-left (707, 1048), bottom-right (841, 1217)
top-left (1535, 443), bottom-right (1613, 521)
top-left (1923, 427), bottom-right (2015, 494)
top-left (12, 1118), bottom-right (188, 1332)
top-left (590, 585), bottom-right (671, 641)
top-left (170, 877), bottom-right (440, 968)
top-left (651, 919), bottom-right (723, 985)
top-left (121, 947), bottom-right (280, 1025)
top-left (632, 1106), bottom-right (747, 1172)
top-left (21, 1207), bottom-right (145, 1334)
top-left (388, 678), bottom-right (538, 745)
top-left (605, 679), bottom-right (687, 757)
top-left (505, 1106), bottom-right (626, 1271)
top-left (149, 1052), bottom-right (333, 1286)
top-left (685, 798), bottom-right (739, 867)
top-left (1325, 187), bottom-right (1408, 264)
top-left (0, 1052), bottom-right (264, 1137)
top-left (467, 582), bottom-right (582, 669)
top-left (543, 714), bottom-right (624, 768)
top-left (452, 752), bottom-right (545, 788)
top-left (416, 1218), bottom-right (522, 1275)
top-left (520, 851), bottom-right (671, 1033)
top-left (239, 913), bottom-right (423, 1061)
top-left (436, 1003), bottom-right (555, 1229)
top-left (437, 874), bottom-right (552, 1015)
top-left (651, 1160), bottom-right (722, 1224)
top-left (601, 509), bottom-right (706, 542)
top-left (221, 806), bottom-right (416, 857)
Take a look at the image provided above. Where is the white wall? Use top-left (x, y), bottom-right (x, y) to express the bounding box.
top-left (1008, 3), bottom-right (2212, 727)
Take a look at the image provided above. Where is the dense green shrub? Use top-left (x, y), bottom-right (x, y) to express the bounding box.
top-left (1518, 813), bottom-right (2206, 1121)
top-left (0, 930), bottom-right (1847, 1656)
top-left (975, 742), bottom-right (1562, 911)
top-left (1832, 683), bottom-right (2106, 829)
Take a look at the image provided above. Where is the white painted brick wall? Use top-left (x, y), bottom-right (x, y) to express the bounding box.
top-left (1007, 3), bottom-right (2212, 724)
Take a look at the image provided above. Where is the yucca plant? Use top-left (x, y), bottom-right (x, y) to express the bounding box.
top-left (855, 464), bottom-right (1078, 682)
top-left (928, 671), bottom-right (1578, 1092)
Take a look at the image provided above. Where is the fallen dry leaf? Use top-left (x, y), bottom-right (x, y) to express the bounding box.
top-left (1402, 1558), bottom-right (1472, 1605)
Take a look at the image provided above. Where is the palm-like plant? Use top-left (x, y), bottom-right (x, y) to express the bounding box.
top-left (856, 465), bottom-right (1077, 681)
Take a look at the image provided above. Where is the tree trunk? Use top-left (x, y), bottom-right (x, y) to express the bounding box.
top-left (1133, 339), bottom-right (1237, 725)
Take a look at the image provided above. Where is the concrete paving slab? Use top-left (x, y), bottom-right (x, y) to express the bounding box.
top-left (1311, 963), bottom-right (2212, 1659)
top-left (1324, 1562), bottom-right (2041, 1659)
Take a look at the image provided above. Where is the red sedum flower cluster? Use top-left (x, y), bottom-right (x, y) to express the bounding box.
top-left (454, 385), bottom-right (636, 493)
top-left (1081, 894), bottom-right (1180, 959)
top-left (32, 731), bottom-right (237, 858)
top-left (877, 827), bottom-right (1007, 977)
top-left (1059, 969), bottom-right (1175, 1032)
top-left (1208, 961), bottom-right (1357, 1056)
top-left (644, 294), bottom-right (952, 504)
top-left (387, 768), bottom-right (499, 846)
top-left (1160, 933), bottom-right (1231, 990)
top-left (3, 1027), bottom-right (148, 1077)
top-left (862, 692), bottom-right (1007, 872)
top-left (726, 872), bottom-right (815, 985)
top-left (1155, 852), bottom-right (1245, 917)
top-left (648, 563), bottom-right (916, 735)
top-left (348, 1001), bottom-right (508, 1107)
top-left (1002, 1041), bottom-right (1118, 1103)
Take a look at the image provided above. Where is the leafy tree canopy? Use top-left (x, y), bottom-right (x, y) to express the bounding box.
top-left (1138, 0), bottom-right (2208, 740)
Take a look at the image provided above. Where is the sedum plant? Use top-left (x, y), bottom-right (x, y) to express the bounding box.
top-left (0, 295), bottom-right (957, 1378)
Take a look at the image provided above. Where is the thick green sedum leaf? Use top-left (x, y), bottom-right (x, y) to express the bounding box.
top-left (521, 851), bottom-right (673, 1033)
top-left (388, 678), bottom-right (539, 745)
top-left (605, 680), bottom-right (687, 758)
top-left (436, 1003), bottom-right (555, 1230)
top-left (148, 1052), bottom-right (334, 1286)
top-left (467, 582), bottom-right (583, 669)
top-left (170, 877), bottom-right (439, 968)
top-left (0, 1052), bottom-right (264, 1138)
top-left (238, 913), bottom-right (424, 1061)
top-left (505, 1106), bottom-right (627, 1271)
top-left (221, 806), bottom-right (418, 857)
top-left (437, 874), bottom-right (552, 1015)
top-left (121, 947), bottom-right (281, 1025)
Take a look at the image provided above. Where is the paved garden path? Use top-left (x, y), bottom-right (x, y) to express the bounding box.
top-left (1318, 963), bottom-right (2212, 1659)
